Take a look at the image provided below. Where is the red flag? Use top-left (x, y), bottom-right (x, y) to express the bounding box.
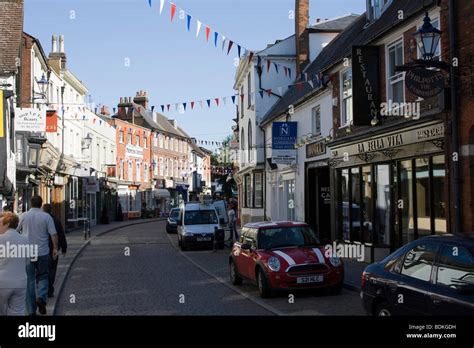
top-left (205, 26), bottom-right (211, 42)
top-left (284, 67), bottom-right (288, 77)
top-left (170, 3), bottom-right (176, 21)
top-left (227, 40), bottom-right (234, 55)
top-left (267, 60), bottom-right (271, 72)
top-left (191, 101), bottom-right (195, 109)
top-left (215, 98), bottom-right (219, 107)
top-left (266, 89), bottom-right (272, 96)
top-left (248, 51), bottom-right (254, 63)
top-left (240, 94), bottom-right (244, 103)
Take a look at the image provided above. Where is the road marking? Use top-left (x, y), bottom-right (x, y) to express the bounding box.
top-left (165, 232), bottom-right (285, 316)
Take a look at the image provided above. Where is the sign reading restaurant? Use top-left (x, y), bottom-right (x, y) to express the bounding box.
top-left (331, 122), bottom-right (444, 157)
top-left (125, 144), bottom-right (144, 159)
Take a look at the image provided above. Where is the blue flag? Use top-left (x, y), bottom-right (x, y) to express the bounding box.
top-left (231, 95), bottom-right (236, 104)
top-left (161, 105), bottom-right (164, 112)
top-left (206, 99), bottom-right (211, 108)
top-left (214, 32), bottom-right (218, 47)
top-left (187, 15), bottom-right (191, 31)
top-left (148, 0), bottom-right (152, 7)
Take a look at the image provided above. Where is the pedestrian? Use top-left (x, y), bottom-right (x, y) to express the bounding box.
top-left (17, 196), bottom-right (57, 316)
top-left (42, 204), bottom-right (67, 298)
top-left (227, 203), bottom-right (238, 243)
top-left (0, 212), bottom-right (28, 315)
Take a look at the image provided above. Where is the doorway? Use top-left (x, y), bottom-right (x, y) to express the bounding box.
top-left (306, 166), bottom-right (331, 242)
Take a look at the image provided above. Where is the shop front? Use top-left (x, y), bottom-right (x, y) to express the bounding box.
top-left (329, 120), bottom-right (447, 262)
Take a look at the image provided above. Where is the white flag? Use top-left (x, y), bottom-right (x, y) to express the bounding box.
top-left (196, 21), bottom-right (202, 38)
top-left (199, 100), bottom-right (203, 108)
top-left (223, 97), bottom-right (227, 105)
top-left (222, 36), bottom-right (226, 51)
top-left (308, 80), bottom-right (314, 89)
top-left (159, 0), bottom-right (165, 14)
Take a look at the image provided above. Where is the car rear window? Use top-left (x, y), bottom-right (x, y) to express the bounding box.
top-left (170, 210), bottom-right (180, 219)
top-left (400, 243), bottom-right (438, 282)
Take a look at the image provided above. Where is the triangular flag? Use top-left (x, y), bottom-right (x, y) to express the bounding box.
top-left (148, 0), bottom-right (152, 7)
top-left (248, 51), bottom-right (254, 63)
top-left (257, 56), bottom-right (262, 67)
top-left (240, 94), bottom-right (244, 103)
top-left (266, 89), bottom-right (272, 97)
top-left (159, 0), bottom-right (164, 14)
top-left (221, 36), bottom-right (226, 51)
top-left (183, 103), bottom-right (187, 111)
top-left (214, 32), bottom-right (219, 47)
top-left (288, 68), bottom-right (292, 79)
top-left (215, 98), bottom-right (219, 107)
top-left (170, 3), bottom-right (176, 21)
top-left (231, 95), bottom-right (236, 104)
top-left (167, 104), bottom-right (170, 111)
top-left (237, 45), bottom-right (241, 58)
top-left (199, 100), bottom-right (203, 108)
top-left (284, 67), bottom-right (288, 77)
top-left (196, 21), bottom-right (202, 37)
top-left (187, 14), bottom-right (191, 31)
top-left (267, 60), bottom-right (271, 72)
top-left (151, 106), bottom-right (155, 112)
top-left (259, 91), bottom-right (264, 99)
top-left (205, 26), bottom-right (211, 42)
top-left (223, 97), bottom-right (227, 105)
top-left (191, 101), bottom-right (195, 109)
top-left (227, 40), bottom-right (234, 55)
top-left (161, 105), bottom-right (165, 112)
top-left (308, 80), bottom-right (314, 89)
top-left (273, 62), bottom-right (279, 73)
top-left (206, 99), bottom-right (211, 108)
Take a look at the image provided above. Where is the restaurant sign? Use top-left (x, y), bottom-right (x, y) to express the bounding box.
top-left (331, 122), bottom-right (444, 158)
top-left (405, 68), bottom-right (445, 98)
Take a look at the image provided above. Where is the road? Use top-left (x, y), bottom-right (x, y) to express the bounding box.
top-left (55, 220), bottom-right (364, 316)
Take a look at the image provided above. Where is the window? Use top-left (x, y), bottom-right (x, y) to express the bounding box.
top-left (153, 156), bottom-right (158, 175)
top-left (119, 131), bottom-right (124, 143)
top-left (341, 69), bottom-right (353, 126)
top-left (437, 245), bottom-right (474, 287)
top-left (247, 72), bottom-right (252, 108)
top-left (368, 0), bottom-right (392, 20)
top-left (248, 120), bottom-right (252, 163)
top-left (120, 161), bottom-right (124, 180)
top-left (143, 137), bottom-right (147, 149)
top-left (240, 86), bottom-right (244, 118)
top-left (165, 158), bottom-right (169, 176)
top-left (258, 226), bottom-right (319, 250)
top-left (16, 134), bottom-right (25, 165)
top-left (136, 135), bottom-right (140, 146)
top-left (175, 160), bottom-right (178, 177)
top-left (159, 134), bottom-right (163, 148)
top-left (170, 159), bottom-right (174, 178)
top-left (387, 39), bottom-right (405, 104)
top-left (128, 132), bottom-right (132, 144)
top-left (312, 105), bottom-right (321, 135)
top-left (128, 161), bottom-right (133, 181)
top-left (159, 157), bottom-right (164, 176)
top-left (254, 172), bottom-right (263, 208)
top-left (136, 162), bottom-right (141, 182)
top-left (144, 164), bottom-right (148, 182)
top-left (153, 135), bottom-right (158, 147)
top-left (401, 243), bottom-right (438, 282)
top-left (184, 210), bottom-right (218, 225)
top-left (245, 175), bottom-right (252, 208)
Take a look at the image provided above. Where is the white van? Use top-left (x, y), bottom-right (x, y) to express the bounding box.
top-left (177, 202), bottom-right (225, 251)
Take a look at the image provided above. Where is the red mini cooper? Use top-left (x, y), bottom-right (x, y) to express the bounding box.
top-left (229, 221), bottom-right (344, 298)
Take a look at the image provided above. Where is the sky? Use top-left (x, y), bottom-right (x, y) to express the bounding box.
top-left (24, 0), bottom-right (366, 146)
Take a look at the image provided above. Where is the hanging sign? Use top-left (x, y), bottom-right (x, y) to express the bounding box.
top-left (272, 122), bottom-right (297, 165)
top-left (46, 110), bottom-right (58, 133)
top-left (14, 108), bottom-right (46, 132)
top-left (405, 68), bottom-right (445, 98)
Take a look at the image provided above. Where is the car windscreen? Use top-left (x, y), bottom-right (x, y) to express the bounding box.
top-left (184, 210), bottom-right (218, 225)
top-left (258, 226), bottom-right (320, 250)
top-left (170, 210), bottom-right (180, 219)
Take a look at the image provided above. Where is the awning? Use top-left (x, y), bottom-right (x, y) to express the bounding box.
top-left (153, 189), bottom-right (171, 199)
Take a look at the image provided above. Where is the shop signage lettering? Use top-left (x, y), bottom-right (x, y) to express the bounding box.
top-left (357, 134), bottom-right (403, 154)
top-left (272, 122), bottom-right (297, 165)
top-left (125, 145), bottom-right (143, 159)
top-left (416, 124), bottom-right (444, 140)
top-left (405, 68), bottom-right (445, 98)
top-left (352, 46), bottom-right (380, 126)
top-left (306, 140), bottom-right (326, 158)
top-left (15, 108), bottom-right (46, 132)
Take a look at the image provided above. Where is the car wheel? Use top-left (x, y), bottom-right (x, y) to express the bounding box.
top-left (376, 302), bottom-right (392, 316)
top-left (256, 268), bottom-right (272, 298)
top-left (229, 260), bottom-right (243, 285)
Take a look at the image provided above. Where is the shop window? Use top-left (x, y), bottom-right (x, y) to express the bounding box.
top-left (400, 160), bottom-right (415, 244)
top-left (340, 169), bottom-right (350, 241)
top-left (387, 39), bottom-right (405, 104)
top-left (350, 168), bottom-right (361, 242)
top-left (375, 164), bottom-right (391, 246)
top-left (286, 179), bottom-right (296, 221)
top-left (362, 166), bottom-right (373, 243)
top-left (432, 155), bottom-right (447, 234)
top-left (415, 158), bottom-right (431, 238)
top-left (245, 175), bottom-right (252, 208)
top-left (254, 172), bottom-right (263, 208)
top-left (401, 243), bottom-right (438, 282)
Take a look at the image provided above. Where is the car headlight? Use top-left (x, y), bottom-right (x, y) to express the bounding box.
top-left (329, 256), bottom-right (341, 267)
top-left (183, 232), bottom-right (193, 237)
top-left (267, 256), bottom-right (281, 272)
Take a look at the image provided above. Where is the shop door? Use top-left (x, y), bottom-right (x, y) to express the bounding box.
top-left (307, 167), bottom-right (331, 241)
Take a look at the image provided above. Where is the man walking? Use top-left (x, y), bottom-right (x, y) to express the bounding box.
top-left (42, 204), bottom-right (67, 298)
top-left (17, 196), bottom-right (57, 316)
top-left (227, 203), bottom-right (238, 243)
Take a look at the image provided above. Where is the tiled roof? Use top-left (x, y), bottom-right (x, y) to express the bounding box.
top-left (260, 0), bottom-right (436, 126)
top-left (0, 0), bottom-right (23, 75)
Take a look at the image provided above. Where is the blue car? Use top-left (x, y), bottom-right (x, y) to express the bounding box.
top-left (361, 234), bottom-right (474, 316)
top-left (166, 208), bottom-right (180, 234)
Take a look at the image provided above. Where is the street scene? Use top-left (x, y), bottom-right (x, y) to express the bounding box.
top-left (0, 0), bottom-right (473, 325)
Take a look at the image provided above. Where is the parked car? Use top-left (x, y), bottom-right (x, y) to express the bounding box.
top-left (229, 221), bottom-right (344, 298)
top-left (166, 208), bottom-right (180, 234)
top-left (177, 202), bottom-right (225, 251)
top-left (361, 234), bottom-right (474, 316)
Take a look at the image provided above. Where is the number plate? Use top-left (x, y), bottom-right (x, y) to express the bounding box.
top-left (196, 237), bottom-right (212, 242)
top-left (297, 275), bottom-right (323, 284)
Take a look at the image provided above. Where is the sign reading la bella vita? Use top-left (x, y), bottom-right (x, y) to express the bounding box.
top-left (15, 108), bottom-right (46, 132)
top-left (331, 122), bottom-right (445, 157)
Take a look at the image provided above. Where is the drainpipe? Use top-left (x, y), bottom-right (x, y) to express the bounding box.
top-left (262, 128), bottom-right (267, 221)
top-left (449, 0), bottom-right (462, 233)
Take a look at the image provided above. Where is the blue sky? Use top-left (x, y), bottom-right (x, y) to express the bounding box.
top-left (24, 0), bottom-right (366, 145)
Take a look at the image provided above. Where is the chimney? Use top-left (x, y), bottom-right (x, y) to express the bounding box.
top-left (59, 35), bottom-right (65, 53)
top-left (52, 35), bottom-right (57, 53)
top-left (295, 0), bottom-right (310, 76)
top-left (133, 90), bottom-right (149, 109)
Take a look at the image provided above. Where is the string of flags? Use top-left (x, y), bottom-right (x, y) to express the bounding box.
top-left (193, 139), bottom-right (223, 147)
top-left (145, 73), bottom-right (332, 114)
top-left (146, 0), bottom-right (304, 82)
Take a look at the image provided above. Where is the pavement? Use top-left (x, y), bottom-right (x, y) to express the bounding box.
top-left (47, 217), bottom-right (165, 315)
top-left (48, 219), bottom-right (365, 315)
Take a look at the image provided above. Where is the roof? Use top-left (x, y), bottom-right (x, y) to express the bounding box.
top-left (309, 14), bottom-right (359, 32)
top-left (244, 221), bottom-right (309, 229)
top-left (260, 0), bottom-right (436, 126)
top-left (22, 32), bottom-right (48, 68)
top-left (0, 0), bottom-right (23, 75)
top-left (131, 102), bottom-right (188, 138)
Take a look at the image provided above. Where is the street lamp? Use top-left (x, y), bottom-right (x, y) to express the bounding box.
top-left (414, 13), bottom-right (442, 61)
top-left (82, 133), bottom-right (93, 150)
